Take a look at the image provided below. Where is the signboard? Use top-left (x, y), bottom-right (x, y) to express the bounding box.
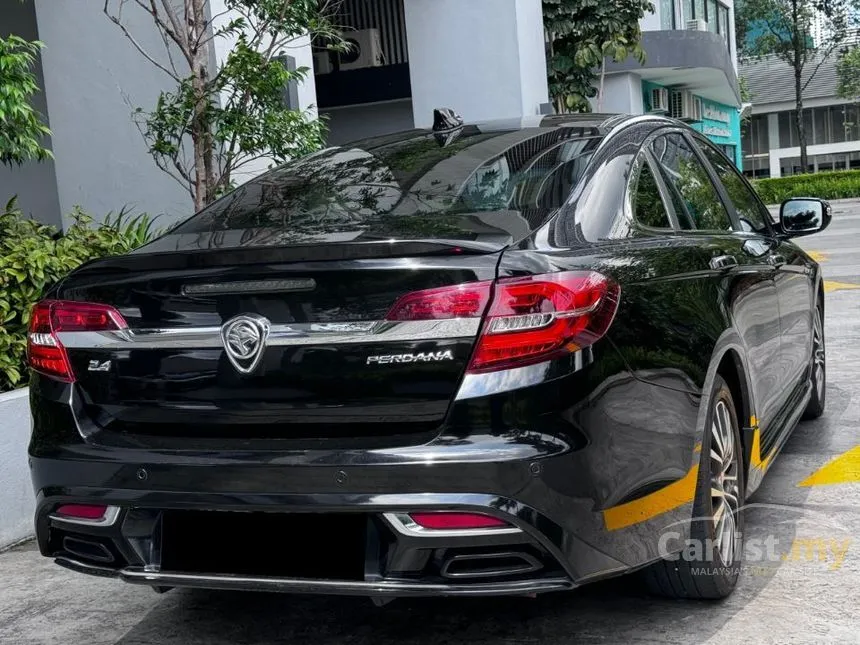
top-left (703, 105), bottom-right (731, 123)
top-left (703, 125), bottom-right (732, 138)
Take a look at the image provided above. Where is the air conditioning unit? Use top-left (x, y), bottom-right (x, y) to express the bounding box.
top-left (313, 51), bottom-right (333, 75)
top-left (651, 87), bottom-right (670, 113)
top-left (670, 90), bottom-right (703, 121)
top-left (339, 29), bottom-right (385, 71)
top-left (686, 19), bottom-right (707, 31)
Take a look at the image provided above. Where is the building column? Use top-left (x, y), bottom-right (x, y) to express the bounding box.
top-left (404, 0), bottom-right (549, 128)
top-left (591, 73), bottom-right (644, 114)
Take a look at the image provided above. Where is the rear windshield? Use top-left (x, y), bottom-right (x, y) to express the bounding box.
top-left (169, 126), bottom-right (602, 247)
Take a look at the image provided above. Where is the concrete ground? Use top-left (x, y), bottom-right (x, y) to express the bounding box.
top-left (2, 202), bottom-right (859, 645)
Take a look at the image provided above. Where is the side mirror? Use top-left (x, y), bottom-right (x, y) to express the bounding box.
top-left (779, 198), bottom-right (831, 238)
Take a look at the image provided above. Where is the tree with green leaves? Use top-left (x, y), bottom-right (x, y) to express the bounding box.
top-left (836, 44), bottom-right (860, 100)
top-left (738, 0), bottom-right (859, 171)
top-left (0, 34), bottom-right (52, 167)
top-left (103, 0), bottom-right (343, 211)
top-left (543, 0), bottom-right (654, 113)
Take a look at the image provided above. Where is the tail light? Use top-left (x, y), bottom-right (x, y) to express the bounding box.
top-left (28, 300), bottom-right (128, 382)
top-left (470, 271), bottom-right (619, 372)
top-left (408, 512), bottom-right (511, 530)
top-left (55, 504), bottom-right (108, 520)
top-left (386, 282), bottom-right (493, 320)
top-left (383, 271), bottom-right (619, 373)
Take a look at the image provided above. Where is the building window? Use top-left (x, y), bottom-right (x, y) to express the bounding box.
top-left (681, 0), bottom-right (692, 22)
top-left (660, 0), bottom-right (677, 29)
top-left (742, 114), bottom-right (770, 178)
top-left (778, 105), bottom-right (860, 149)
top-left (661, 0), bottom-right (676, 29)
top-left (717, 4), bottom-right (729, 38)
top-left (781, 152), bottom-right (851, 176)
top-left (707, 0), bottom-right (718, 32)
top-left (778, 111), bottom-right (794, 147)
top-left (695, 0), bottom-right (705, 21)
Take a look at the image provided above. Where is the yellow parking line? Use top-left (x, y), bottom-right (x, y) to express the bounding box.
top-left (807, 251), bottom-right (828, 263)
top-left (823, 281), bottom-right (860, 294)
top-left (798, 446), bottom-right (860, 487)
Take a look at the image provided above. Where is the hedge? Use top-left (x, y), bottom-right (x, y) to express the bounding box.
top-left (753, 169), bottom-right (860, 204)
top-left (0, 199), bottom-right (158, 392)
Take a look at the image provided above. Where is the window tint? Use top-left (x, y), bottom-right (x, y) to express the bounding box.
top-left (697, 142), bottom-right (771, 234)
top-left (650, 133), bottom-right (732, 231)
top-left (169, 127), bottom-right (602, 247)
top-left (632, 161), bottom-right (672, 229)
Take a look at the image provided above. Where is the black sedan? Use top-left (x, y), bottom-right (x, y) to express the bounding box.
top-left (28, 113), bottom-right (829, 601)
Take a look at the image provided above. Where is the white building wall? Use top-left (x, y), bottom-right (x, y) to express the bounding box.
top-left (590, 73), bottom-right (644, 114)
top-left (0, 0), bottom-right (62, 228)
top-left (0, 389), bottom-right (33, 549)
top-left (514, 0), bottom-right (552, 118)
top-left (322, 100), bottom-right (415, 146)
top-left (641, 7), bottom-right (662, 31)
top-left (33, 0), bottom-right (192, 226)
top-left (404, 0), bottom-right (548, 128)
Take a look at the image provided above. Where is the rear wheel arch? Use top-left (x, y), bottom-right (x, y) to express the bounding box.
top-left (714, 349), bottom-right (753, 475)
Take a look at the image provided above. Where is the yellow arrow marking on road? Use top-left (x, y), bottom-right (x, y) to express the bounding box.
top-left (824, 281), bottom-right (860, 294)
top-left (798, 446), bottom-right (860, 487)
top-left (805, 253), bottom-right (859, 292)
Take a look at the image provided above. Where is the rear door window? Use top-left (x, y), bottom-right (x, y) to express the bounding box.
top-left (649, 133), bottom-right (732, 232)
top-left (632, 159), bottom-right (673, 229)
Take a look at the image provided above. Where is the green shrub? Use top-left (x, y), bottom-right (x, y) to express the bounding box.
top-left (753, 169), bottom-right (860, 204)
top-left (0, 199), bottom-right (159, 392)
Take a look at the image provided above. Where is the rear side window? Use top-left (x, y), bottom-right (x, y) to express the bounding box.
top-left (632, 161), bottom-right (672, 229)
top-left (650, 133), bottom-right (732, 232)
top-left (696, 142), bottom-right (772, 234)
top-left (169, 128), bottom-right (602, 246)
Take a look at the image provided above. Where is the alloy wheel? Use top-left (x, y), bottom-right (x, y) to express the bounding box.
top-left (710, 400), bottom-right (741, 566)
top-left (813, 309), bottom-right (825, 401)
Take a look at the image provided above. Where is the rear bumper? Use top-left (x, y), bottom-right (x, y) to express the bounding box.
top-left (29, 368), bottom-right (705, 597)
top-left (56, 557), bottom-right (574, 597)
top-left (30, 440), bottom-right (697, 597)
top-left (34, 477), bottom-right (578, 597)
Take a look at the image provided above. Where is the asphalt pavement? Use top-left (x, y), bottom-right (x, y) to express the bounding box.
top-left (2, 201), bottom-right (859, 645)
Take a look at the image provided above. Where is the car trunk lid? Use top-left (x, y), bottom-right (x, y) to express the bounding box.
top-left (57, 243), bottom-right (501, 445)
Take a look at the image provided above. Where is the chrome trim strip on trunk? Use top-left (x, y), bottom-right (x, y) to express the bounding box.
top-left (455, 350), bottom-right (589, 400)
top-left (55, 558), bottom-right (574, 596)
top-left (56, 319), bottom-right (482, 350)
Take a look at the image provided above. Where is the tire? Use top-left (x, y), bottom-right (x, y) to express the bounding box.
top-left (802, 303), bottom-right (826, 420)
top-left (643, 375), bottom-right (745, 599)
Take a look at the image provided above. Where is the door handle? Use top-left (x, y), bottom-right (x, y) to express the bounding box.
top-left (768, 254), bottom-right (786, 267)
top-left (710, 255), bottom-right (739, 271)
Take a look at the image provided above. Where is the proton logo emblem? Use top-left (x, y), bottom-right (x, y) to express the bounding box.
top-left (220, 314), bottom-right (271, 375)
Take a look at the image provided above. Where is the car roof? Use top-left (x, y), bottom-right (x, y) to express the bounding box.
top-left (344, 112), bottom-right (683, 153)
